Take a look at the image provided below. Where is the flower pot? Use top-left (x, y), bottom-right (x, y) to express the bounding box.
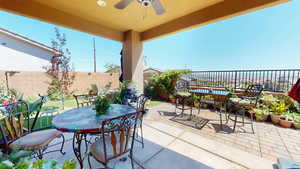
top-left (279, 117), bottom-right (293, 128)
top-left (271, 114), bottom-right (281, 124)
top-left (194, 102), bottom-right (200, 108)
top-left (169, 98), bottom-right (176, 103)
top-left (159, 92), bottom-right (169, 101)
top-left (293, 122), bottom-right (300, 129)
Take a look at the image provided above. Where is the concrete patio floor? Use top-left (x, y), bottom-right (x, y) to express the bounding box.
top-left (145, 102), bottom-right (300, 163)
top-left (41, 102), bottom-right (294, 169)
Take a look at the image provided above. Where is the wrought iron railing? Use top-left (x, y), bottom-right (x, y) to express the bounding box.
top-left (183, 69), bottom-right (300, 92)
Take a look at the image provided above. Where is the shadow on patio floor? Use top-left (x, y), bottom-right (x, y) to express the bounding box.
top-left (43, 124), bottom-right (247, 169)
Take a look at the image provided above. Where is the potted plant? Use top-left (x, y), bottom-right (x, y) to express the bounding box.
top-left (270, 100), bottom-right (287, 124)
top-left (188, 95), bottom-right (201, 107)
top-left (260, 93), bottom-right (277, 106)
top-left (292, 113), bottom-right (300, 129)
top-left (279, 112), bottom-right (293, 128)
top-left (93, 96), bottom-right (111, 115)
top-left (251, 107), bottom-right (270, 121)
top-left (169, 94), bottom-right (176, 103)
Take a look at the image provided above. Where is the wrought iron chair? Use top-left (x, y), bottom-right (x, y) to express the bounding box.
top-left (0, 100), bottom-right (65, 159)
top-left (134, 94), bottom-right (149, 148)
top-left (228, 84), bottom-right (264, 133)
top-left (88, 111), bottom-right (142, 169)
top-left (30, 95), bottom-right (60, 130)
top-left (74, 94), bottom-right (96, 108)
top-left (174, 79), bottom-right (192, 118)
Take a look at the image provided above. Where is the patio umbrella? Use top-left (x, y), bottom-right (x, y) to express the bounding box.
top-left (119, 49), bottom-right (124, 82)
top-left (288, 78), bottom-right (300, 104)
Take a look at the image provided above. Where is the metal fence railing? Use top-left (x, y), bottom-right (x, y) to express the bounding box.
top-left (183, 69), bottom-right (300, 92)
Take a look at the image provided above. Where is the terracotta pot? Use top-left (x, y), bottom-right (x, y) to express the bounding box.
top-left (279, 117), bottom-right (293, 128)
top-left (271, 114), bottom-right (282, 124)
top-left (194, 102), bottom-right (200, 107)
top-left (159, 92), bottom-right (169, 101)
top-left (293, 122), bottom-right (300, 129)
top-left (169, 98), bottom-right (176, 103)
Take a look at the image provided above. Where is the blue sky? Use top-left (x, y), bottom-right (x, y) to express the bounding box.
top-left (0, 0), bottom-right (299, 72)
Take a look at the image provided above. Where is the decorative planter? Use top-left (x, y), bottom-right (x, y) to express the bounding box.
top-left (279, 117), bottom-right (293, 128)
top-left (293, 122), bottom-right (300, 129)
top-left (271, 114), bottom-right (282, 124)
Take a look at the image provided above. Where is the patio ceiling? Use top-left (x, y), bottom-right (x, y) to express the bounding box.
top-left (0, 0), bottom-right (289, 42)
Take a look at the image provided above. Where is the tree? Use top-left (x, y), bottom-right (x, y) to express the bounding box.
top-left (44, 27), bottom-right (75, 109)
top-left (104, 63), bottom-right (120, 73)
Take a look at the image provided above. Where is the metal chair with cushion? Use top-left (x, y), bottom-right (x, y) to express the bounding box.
top-left (0, 100), bottom-right (65, 159)
top-left (88, 111), bottom-right (142, 169)
top-left (174, 79), bottom-right (193, 118)
top-left (228, 84), bottom-right (264, 133)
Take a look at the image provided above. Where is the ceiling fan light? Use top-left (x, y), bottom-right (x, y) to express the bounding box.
top-left (97, 0), bottom-right (106, 7)
top-left (141, 0), bottom-right (152, 7)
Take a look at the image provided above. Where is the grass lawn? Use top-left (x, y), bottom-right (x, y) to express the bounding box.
top-left (147, 100), bottom-right (164, 108)
top-left (41, 99), bottom-right (77, 112)
top-left (24, 97), bottom-right (164, 130)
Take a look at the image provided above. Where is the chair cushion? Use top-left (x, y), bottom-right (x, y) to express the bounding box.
top-left (230, 98), bottom-right (252, 106)
top-left (90, 139), bottom-right (106, 163)
top-left (10, 129), bottom-right (62, 150)
top-left (90, 136), bottom-right (131, 163)
top-left (200, 99), bottom-right (218, 105)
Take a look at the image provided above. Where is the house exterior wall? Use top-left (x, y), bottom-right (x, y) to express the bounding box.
top-left (0, 32), bottom-right (53, 71)
top-left (144, 69), bottom-right (161, 84)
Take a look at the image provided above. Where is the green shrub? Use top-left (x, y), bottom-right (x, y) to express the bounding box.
top-left (144, 70), bottom-right (190, 99)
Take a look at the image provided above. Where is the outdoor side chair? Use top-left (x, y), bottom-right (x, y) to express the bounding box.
top-left (88, 111), bottom-right (142, 169)
top-left (73, 94), bottom-right (96, 108)
top-left (0, 100), bottom-right (65, 159)
top-left (227, 84), bottom-right (264, 133)
top-left (134, 94), bottom-right (149, 148)
top-left (174, 79), bottom-right (193, 118)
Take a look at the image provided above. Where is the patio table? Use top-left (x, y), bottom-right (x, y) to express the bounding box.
top-left (189, 89), bottom-right (231, 129)
top-left (52, 104), bottom-right (136, 168)
top-left (190, 89), bottom-right (231, 104)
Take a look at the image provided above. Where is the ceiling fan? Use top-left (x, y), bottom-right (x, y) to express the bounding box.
top-left (115, 0), bottom-right (166, 15)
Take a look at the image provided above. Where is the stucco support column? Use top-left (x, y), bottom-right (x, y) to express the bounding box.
top-left (122, 30), bottom-right (144, 92)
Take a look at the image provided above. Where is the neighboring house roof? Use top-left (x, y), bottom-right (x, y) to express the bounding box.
top-left (0, 27), bottom-right (57, 53)
top-left (144, 68), bottom-right (162, 73)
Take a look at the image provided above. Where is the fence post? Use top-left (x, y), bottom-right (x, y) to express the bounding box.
top-left (234, 71), bottom-right (238, 90)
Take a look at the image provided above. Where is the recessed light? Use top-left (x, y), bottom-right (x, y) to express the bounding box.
top-left (97, 0), bottom-right (106, 7)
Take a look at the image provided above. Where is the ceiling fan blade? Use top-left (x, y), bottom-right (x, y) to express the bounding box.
top-left (152, 0), bottom-right (166, 15)
top-left (115, 0), bottom-right (134, 9)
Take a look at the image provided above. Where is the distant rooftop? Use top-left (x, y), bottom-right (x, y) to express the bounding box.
top-left (0, 27), bottom-right (57, 53)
